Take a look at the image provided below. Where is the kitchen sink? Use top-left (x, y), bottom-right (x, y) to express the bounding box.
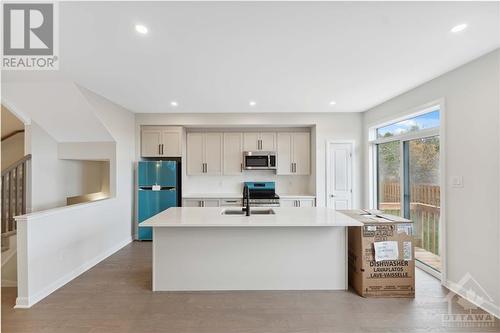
top-left (221, 208), bottom-right (276, 215)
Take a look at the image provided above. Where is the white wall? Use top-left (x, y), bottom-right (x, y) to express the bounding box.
top-left (1, 131), bottom-right (24, 171)
top-left (27, 122), bottom-right (67, 211)
top-left (15, 87), bottom-right (136, 308)
top-left (363, 49), bottom-right (500, 316)
top-left (136, 113), bottom-right (364, 208)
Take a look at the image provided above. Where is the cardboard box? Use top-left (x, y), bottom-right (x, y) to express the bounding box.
top-left (341, 209), bottom-right (415, 298)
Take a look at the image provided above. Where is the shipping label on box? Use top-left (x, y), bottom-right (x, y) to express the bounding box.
top-left (373, 241), bottom-right (399, 262)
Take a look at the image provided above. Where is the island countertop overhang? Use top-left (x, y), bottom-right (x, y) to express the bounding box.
top-left (140, 207), bottom-right (363, 227)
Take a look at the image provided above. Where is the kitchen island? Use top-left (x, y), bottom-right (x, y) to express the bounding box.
top-left (140, 207), bottom-right (362, 291)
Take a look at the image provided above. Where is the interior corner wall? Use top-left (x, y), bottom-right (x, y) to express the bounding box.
top-left (78, 87), bottom-right (136, 241)
top-left (362, 49), bottom-right (500, 316)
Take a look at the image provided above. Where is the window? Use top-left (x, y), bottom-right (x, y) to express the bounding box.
top-left (376, 109), bottom-right (440, 139)
top-left (371, 107), bottom-right (441, 275)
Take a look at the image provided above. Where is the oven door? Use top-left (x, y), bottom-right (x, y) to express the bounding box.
top-left (244, 155), bottom-right (270, 169)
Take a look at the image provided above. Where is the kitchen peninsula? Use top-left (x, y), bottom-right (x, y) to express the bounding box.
top-left (140, 207), bottom-right (362, 291)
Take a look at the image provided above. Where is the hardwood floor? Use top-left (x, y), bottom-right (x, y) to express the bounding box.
top-left (2, 241), bottom-right (498, 332)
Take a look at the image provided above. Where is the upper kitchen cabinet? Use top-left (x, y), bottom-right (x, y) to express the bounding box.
top-left (141, 126), bottom-right (182, 157)
top-left (243, 132), bottom-right (276, 151)
top-left (187, 132), bottom-right (223, 175)
top-left (223, 132), bottom-right (243, 175)
top-left (277, 132), bottom-right (310, 175)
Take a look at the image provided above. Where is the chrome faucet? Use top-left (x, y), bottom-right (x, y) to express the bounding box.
top-left (242, 185), bottom-right (250, 216)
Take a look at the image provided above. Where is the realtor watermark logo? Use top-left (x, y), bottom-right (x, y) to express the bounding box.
top-left (2, 2), bottom-right (59, 70)
top-left (442, 273), bottom-right (498, 328)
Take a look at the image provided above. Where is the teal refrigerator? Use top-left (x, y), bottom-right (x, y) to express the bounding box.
top-left (137, 161), bottom-right (179, 240)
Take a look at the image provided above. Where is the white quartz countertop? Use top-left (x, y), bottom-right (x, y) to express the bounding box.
top-left (140, 207), bottom-right (362, 227)
top-left (182, 193), bottom-right (316, 199)
top-left (183, 193), bottom-right (242, 199)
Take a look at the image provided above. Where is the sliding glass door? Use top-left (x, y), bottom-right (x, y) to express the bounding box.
top-left (405, 136), bottom-right (441, 272)
top-left (374, 107), bottom-right (441, 275)
top-left (377, 141), bottom-right (401, 215)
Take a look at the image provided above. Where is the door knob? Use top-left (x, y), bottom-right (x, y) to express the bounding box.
top-left (330, 194), bottom-right (335, 198)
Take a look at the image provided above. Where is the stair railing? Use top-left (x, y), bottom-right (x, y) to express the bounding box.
top-left (1, 154), bottom-right (31, 251)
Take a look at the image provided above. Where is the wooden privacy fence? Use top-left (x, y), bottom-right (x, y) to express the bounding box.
top-left (1, 155), bottom-right (31, 251)
top-left (380, 182), bottom-right (440, 255)
top-left (381, 182), bottom-right (440, 206)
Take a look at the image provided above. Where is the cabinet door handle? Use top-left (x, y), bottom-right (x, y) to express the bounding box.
top-left (161, 144), bottom-right (164, 155)
top-left (293, 163), bottom-right (297, 173)
top-left (205, 163), bottom-right (208, 173)
top-left (158, 144), bottom-right (161, 155)
top-left (240, 163), bottom-right (243, 172)
top-left (258, 139), bottom-right (262, 150)
top-left (290, 163), bottom-right (293, 173)
top-left (201, 201), bottom-right (204, 207)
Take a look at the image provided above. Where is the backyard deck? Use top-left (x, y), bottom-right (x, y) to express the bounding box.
top-left (380, 182), bottom-right (441, 273)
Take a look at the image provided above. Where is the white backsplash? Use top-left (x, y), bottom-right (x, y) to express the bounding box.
top-left (183, 172), bottom-right (313, 195)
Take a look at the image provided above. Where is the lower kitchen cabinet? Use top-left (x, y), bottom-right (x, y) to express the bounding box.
top-left (280, 198), bottom-right (316, 208)
top-left (183, 199), bottom-right (220, 207)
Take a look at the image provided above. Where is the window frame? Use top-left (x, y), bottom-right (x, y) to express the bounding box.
top-left (368, 102), bottom-right (442, 211)
top-left (367, 99), bottom-right (446, 280)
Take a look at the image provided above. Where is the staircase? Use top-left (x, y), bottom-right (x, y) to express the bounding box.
top-left (1, 155), bottom-right (31, 252)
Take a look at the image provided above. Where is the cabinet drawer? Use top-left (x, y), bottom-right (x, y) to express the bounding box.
top-left (220, 199), bottom-right (242, 206)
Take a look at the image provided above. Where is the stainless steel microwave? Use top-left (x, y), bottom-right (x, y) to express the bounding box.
top-left (243, 151), bottom-right (277, 170)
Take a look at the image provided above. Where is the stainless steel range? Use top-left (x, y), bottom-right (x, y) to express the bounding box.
top-left (244, 182), bottom-right (280, 207)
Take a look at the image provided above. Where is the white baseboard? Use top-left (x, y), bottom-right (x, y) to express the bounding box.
top-left (15, 236), bottom-right (132, 309)
top-left (2, 279), bottom-right (17, 287)
top-left (443, 280), bottom-right (500, 319)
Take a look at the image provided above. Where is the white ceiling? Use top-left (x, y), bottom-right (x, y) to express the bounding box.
top-left (59, 1), bottom-right (499, 113)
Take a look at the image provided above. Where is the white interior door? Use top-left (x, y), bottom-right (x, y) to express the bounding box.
top-left (327, 142), bottom-right (353, 210)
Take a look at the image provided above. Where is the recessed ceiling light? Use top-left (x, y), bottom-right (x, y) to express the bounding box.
top-left (135, 24), bottom-right (148, 34)
top-left (450, 23), bottom-right (467, 33)
top-left (249, 101), bottom-right (257, 107)
top-left (170, 101), bottom-right (178, 107)
top-left (329, 101), bottom-right (337, 106)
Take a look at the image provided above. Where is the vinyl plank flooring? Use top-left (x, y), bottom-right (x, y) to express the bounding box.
top-left (2, 241), bottom-right (499, 333)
